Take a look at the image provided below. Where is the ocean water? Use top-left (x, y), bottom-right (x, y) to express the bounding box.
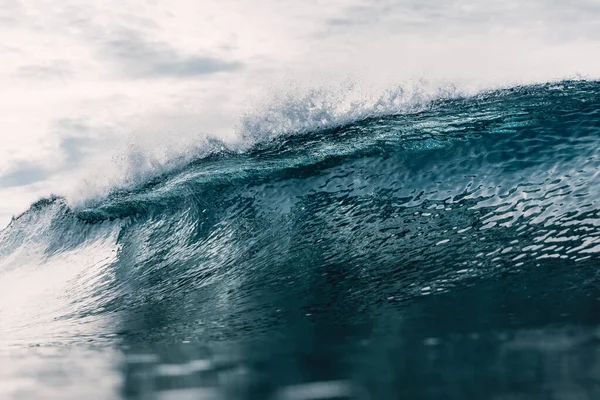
top-left (1, 80), bottom-right (600, 399)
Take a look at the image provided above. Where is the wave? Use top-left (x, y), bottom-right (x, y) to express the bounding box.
top-left (1, 80), bottom-right (599, 344)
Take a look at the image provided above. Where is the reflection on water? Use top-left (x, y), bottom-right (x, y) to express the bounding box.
top-left (3, 261), bottom-right (600, 399)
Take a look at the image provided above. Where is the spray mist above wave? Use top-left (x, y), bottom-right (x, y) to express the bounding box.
top-left (60, 80), bottom-right (467, 210)
top-left (237, 80), bottom-right (463, 142)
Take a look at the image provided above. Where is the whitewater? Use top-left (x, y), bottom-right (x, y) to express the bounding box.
top-left (1, 79), bottom-right (600, 399)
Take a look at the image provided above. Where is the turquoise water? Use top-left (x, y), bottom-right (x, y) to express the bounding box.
top-left (1, 81), bottom-right (600, 399)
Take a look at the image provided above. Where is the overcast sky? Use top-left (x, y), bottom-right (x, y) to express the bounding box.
top-left (1, 0), bottom-right (599, 228)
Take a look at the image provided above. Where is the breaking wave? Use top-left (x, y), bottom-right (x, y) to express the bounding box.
top-left (1, 79), bottom-right (600, 399)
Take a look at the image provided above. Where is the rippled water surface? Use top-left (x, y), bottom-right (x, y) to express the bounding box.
top-left (1, 81), bottom-right (600, 399)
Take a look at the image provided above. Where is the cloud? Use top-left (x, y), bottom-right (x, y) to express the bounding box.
top-left (0, 162), bottom-right (50, 188)
top-left (52, 118), bottom-right (102, 166)
top-left (59, 136), bottom-right (94, 165)
top-left (16, 61), bottom-right (72, 81)
top-left (0, 118), bottom-right (100, 189)
top-left (323, 0), bottom-right (600, 40)
top-left (0, 0), bottom-right (23, 27)
top-left (101, 29), bottom-right (242, 78)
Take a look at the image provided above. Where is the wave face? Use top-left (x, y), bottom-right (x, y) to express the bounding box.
top-left (2, 80), bottom-right (600, 399)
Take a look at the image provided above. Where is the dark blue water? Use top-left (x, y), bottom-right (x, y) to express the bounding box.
top-left (1, 80), bottom-right (600, 399)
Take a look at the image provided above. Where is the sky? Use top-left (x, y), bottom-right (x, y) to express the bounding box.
top-left (1, 0), bottom-right (600, 228)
